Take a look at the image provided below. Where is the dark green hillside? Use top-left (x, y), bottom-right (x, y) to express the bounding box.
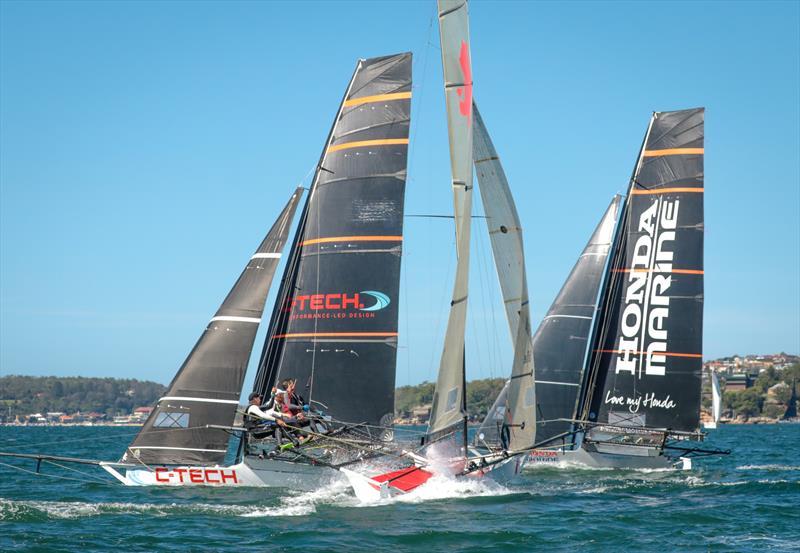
top-left (0, 375), bottom-right (166, 419)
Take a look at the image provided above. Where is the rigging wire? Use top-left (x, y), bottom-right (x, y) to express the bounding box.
top-left (427, 235), bottom-right (455, 382)
top-left (399, 9), bottom-right (435, 388)
top-left (0, 460), bottom-right (116, 487)
top-left (473, 182), bottom-right (505, 382)
top-left (41, 459), bottom-right (110, 483)
top-left (467, 186), bottom-right (488, 382)
top-left (0, 429), bottom-right (139, 450)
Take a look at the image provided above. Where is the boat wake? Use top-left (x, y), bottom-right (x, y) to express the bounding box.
top-left (735, 464), bottom-right (800, 471)
top-left (0, 482), bottom-right (358, 520)
top-left (242, 480), bottom-right (355, 517)
top-left (350, 472), bottom-right (515, 507)
top-left (0, 497), bottom-right (266, 521)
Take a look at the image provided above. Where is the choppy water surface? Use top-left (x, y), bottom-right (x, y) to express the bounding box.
top-left (1, 424), bottom-right (798, 552)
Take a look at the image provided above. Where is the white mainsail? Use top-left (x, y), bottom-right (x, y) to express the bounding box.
top-left (427, 0), bottom-right (475, 438)
top-left (473, 103), bottom-right (535, 451)
top-left (711, 370), bottom-right (722, 424)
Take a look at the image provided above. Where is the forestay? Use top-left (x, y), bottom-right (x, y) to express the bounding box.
top-left (125, 189), bottom-right (303, 465)
top-left (427, 0), bottom-right (474, 439)
top-left (253, 53), bottom-right (412, 436)
top-left (584, 108), bottom-right (705, 432)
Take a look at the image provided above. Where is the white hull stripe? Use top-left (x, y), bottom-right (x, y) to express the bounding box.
top-left (129, 446), bottom-right (228, 453)
top-left (542, 314), bottom-right (592, 321)
top-left (159, 396), bottom-right (240, 405)
top-left (209, 316), bottom-right (261, 324)
top-left (251, 252), bottom-right (281, 259)
top-left (580, 252), bottom-right (609, 257)
top-left (535, 380), bottom-right (580, 387)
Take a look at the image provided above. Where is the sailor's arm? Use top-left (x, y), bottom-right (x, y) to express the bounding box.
top-left (245, 404), bottom-right (279, 422)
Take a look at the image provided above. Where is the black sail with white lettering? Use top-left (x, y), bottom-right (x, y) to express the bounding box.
top-left (533, 195), bottom-right (620, 446)
top-left (253, 54), bottom-right (411, 435)
top-left (125, 188), bottom-right (303, 465)
top-left (583, 108), bottom-right (704, 432)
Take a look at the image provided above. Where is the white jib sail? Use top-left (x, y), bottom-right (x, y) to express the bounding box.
top-left (473, 102), bottom-right (535, 451)
top-left (711, 370), bottom-right (722, 423)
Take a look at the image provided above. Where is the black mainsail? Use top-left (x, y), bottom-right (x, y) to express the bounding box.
top-left (126, 188), bottom-right (303, 465)
top-left (533, 195), bottom-right (621, 446)
top-left (581, 108), bottom-right (705, 433)
top-left (253, 53), bottom-right (412, 434)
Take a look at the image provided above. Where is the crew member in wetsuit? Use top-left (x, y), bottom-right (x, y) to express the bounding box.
top-left (245, 392), bottom-right (297, 446)
top-left (281, 379), bottom-right (306, 418)
top-left (281, 378), bottom-right (331, 435)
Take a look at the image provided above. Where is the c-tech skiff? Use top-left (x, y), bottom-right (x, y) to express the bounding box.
top-left (0, 51), bottom-right (415, 489)
top-left (0, 0), bottom-right (538, 492)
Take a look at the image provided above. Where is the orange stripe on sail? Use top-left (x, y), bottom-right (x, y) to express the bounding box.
top-left (343, 92), bottom-right (412, 107)
top-left (631, 187), bottom-right (704, 195)
top-left (327, 138), bottom-right (409, 153)
top-left (300, 235), bottom-right (403, 247)
top-left (594, 349), bottom-right (702, 359)
top-left (642, 148), bottom-right (704, 157)
top-left (273, 332), bottom-right (399, 339)
top-left (612, 268), bottom-right (704, 275)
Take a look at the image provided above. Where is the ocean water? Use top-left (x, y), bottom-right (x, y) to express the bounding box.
top-left (0, 424), bottom-right (798, 552)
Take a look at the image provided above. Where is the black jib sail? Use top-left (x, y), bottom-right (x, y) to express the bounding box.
top-left (125, 188), bottom-right (303, 465)
top-left (533, 195), bottom-right (621, 447)
top-left (582, 108), bottom-right (705, 433)
top-left (252, 53), bottom-right (411, 435)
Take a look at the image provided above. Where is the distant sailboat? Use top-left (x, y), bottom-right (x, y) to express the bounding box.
top-left (704, 369), bottom-right (722, 429)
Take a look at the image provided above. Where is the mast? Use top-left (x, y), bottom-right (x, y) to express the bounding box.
top-left (125, 188), bottom-right (303, 465)
top-left (472, 102), bottom-right (535, 451)
top-left (427, 0), bottom-right (474, 442)
top-left (252, 54), bottom-right (412, 436)
top-left (582, 108), bottom-right (705, 432)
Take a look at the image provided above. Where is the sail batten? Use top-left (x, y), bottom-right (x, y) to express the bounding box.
top-left (253, 53), bottom-right (412, 435)
top-left (125, 188), bottom-right (304, 466)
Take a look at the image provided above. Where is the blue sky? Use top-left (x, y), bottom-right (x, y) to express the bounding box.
top-left (1, 0), bottom-right (798, 389)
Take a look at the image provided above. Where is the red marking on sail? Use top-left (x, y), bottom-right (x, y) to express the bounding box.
top-left (369, 466), bottom-right (434, 493)
top-left (456, 41), bottom-right (472, 126)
